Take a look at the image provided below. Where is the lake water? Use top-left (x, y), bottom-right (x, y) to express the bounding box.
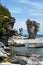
top-left (11, 35), bottom-right (43, 60)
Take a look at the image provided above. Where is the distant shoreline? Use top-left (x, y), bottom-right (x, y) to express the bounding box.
top-left (23, 34), bottom-right (43, 38)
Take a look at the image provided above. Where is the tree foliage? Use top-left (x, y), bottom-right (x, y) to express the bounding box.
top-left (0, 4), bottom-right (11, 33)
top-left (0, 4), bottom-right (11, 19)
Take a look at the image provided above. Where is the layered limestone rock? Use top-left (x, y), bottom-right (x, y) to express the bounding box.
top-left (26, 19), bottom-right (40, 39)
top-left (0, 17), bottom-right (15, 46)
top-left (19, 28), bottom-right (23, 36)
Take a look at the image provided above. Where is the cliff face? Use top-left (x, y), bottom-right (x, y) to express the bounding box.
top-left (26, 19), bottom-right (40, 39)
top-left (0, 17), bottom-right (15, 46)
top-left (0, 4), bottom-right (15, 46)
top-left (6, 17), bottom-right (15, 37)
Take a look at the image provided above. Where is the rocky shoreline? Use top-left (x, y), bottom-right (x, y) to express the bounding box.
top-left (0, 38), bottom-right (43, 65)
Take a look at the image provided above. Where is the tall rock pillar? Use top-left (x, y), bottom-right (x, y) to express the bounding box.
top-left (26, 19), bottom-right (40, 39)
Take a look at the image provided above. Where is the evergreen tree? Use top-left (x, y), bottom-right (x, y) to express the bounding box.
top-left (0, 4), bottom-right (11, 35)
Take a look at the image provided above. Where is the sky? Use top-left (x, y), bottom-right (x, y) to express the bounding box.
top-left (1, 0), bottom-right (43, 35)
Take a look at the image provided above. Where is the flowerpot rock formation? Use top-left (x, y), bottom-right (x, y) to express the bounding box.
top-left (26, 19), bottom-right (40, 39)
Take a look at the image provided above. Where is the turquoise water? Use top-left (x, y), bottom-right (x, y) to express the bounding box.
top-left (11, 35), bottom-right (43, 60)
top-left (11, 43), bottom-right (43, 60)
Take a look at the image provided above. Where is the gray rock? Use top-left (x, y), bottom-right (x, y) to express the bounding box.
top-left (26, 19), bottom-right (40, 39)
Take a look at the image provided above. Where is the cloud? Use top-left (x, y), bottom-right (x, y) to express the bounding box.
top-left (9, 0), bottom-right (43, 17)
top-left (10, 0), bottom-right (43, 34)
top-left (13, 19), bottom-right (43, 34)
top-left (13, 19), bottom-right (27, 30)
top-left (17, 0), bottom-right (43, 17)
top-left (28, 9), bottom-right (43, 17)
top-left (13, 19), bottom-right (28, 34)
top-left (19, 0), bottom-right (43, 9)
top-left (30, 13), bottom-right (43, 17)
top-left (9, 8), bottom-right (22, 14)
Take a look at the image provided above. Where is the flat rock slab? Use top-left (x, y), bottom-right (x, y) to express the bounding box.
top-left (13, 51), bottom-right (41, 58)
